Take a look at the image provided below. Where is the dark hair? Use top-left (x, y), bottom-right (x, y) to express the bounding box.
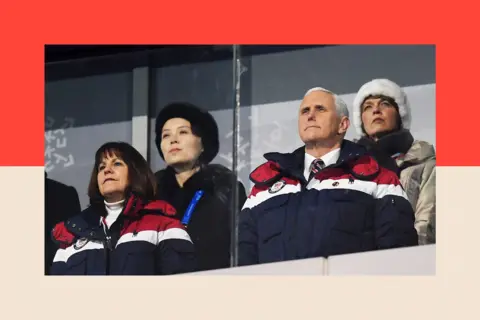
top-left (87, 142), bottom-right (157, 205)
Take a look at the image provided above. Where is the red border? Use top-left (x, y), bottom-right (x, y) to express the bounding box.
top-left (0, 1), bottom-right (472, 166)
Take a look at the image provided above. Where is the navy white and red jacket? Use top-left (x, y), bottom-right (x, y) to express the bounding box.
top-left (50, 193), bottom-right (197, 275)
top-left (238, 140), bottom-right (419, 266)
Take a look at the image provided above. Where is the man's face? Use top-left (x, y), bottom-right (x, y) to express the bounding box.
top-left (298, 90), bottom-right (348, 145)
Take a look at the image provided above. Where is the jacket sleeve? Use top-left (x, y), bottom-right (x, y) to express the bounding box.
top-left (45, 182), bottom-right (82, 275)
top-left (238, 186), bottom-right (260, 266)
top-left (426, 209), bottom-right (435, 244)
top-left (155, 219), bottom-right (197, 275)
top-left (373, 168), bottom-right (419, 249)
top-left (414, 161), bottom-right (436, 245)
top-left (49, 221), bottom-right (76, 275)
top-left (238, 208), bottom-right (258, 266)
top-left (50, 247), bottom-right (69, 275)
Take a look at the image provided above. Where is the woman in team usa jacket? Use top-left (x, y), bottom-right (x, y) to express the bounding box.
top-left (50, 142), bottom-right (197, 275)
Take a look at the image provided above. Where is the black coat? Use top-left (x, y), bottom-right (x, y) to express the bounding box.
top-left (45, 175), bottom-right (82, 275)
top-left (155, 164), bottom-right (247, 271)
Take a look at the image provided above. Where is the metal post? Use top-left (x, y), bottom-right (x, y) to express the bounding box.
top-left (131, 67), bottom-right (150, 163)
top-left (230, 45), bottom-right (242, 268)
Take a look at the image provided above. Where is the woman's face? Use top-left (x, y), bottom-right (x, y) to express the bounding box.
top-left (160, 118), bottom-right (203, 170)
top-left (361, 97), bottom-right (399, 138)
top-left (97, 152), bottom-right (129, 203)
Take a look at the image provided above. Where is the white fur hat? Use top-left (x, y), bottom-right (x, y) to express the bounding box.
top-left (352, 79), bottom-right (411, 137)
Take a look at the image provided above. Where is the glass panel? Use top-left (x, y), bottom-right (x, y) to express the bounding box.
top-left (237, 45), bottom-right (436, 192)
top-left (235, 45), bottom-right (436, 266)
top-left (148, 45), bottom-right (239, 270)
top-left (45, 54), bottom-right (134, 210)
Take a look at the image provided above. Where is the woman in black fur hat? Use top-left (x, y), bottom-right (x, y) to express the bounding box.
top-left (154, 102), bottom-right (247, 271)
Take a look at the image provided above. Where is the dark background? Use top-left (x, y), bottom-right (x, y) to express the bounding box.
top-left (45, 45), bottom-right (329, 64)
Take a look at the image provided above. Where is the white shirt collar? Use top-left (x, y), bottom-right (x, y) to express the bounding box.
top-left (104, 199), bottom-right (125, 211)
top-left (104, 199), bottom-right (125, 228)
top-left (303, 148), bottom-right (341, 180)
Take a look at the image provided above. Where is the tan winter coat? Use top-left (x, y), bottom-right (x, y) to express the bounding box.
top-left (396, 140), bottom-right (436, 245)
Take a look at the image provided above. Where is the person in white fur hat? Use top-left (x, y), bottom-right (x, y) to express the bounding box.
top-left (353, 78), bottom-right (436, 245)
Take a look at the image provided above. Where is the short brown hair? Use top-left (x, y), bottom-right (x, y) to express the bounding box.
top-left (87, 142), bottom-right (157, 205)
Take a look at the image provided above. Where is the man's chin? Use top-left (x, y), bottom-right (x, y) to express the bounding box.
top-left (302, 135), bottom-right (325, 144)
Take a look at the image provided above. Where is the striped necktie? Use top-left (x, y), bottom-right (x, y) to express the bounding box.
top-left (309, 158), bottom-right (325, 181)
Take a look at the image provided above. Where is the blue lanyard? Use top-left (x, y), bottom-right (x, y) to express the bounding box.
top-left (181, 190), bottom-right (204, 226)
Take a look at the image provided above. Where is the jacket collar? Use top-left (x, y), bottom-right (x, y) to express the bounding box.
top-left (65, 193), bottom-right (145, 238)
top-left (358, 129), bottom-right (414, 157)
top-left (157, 165), bottom-right (216, 194)
top-left (263, 140), bottom-right (367, 181)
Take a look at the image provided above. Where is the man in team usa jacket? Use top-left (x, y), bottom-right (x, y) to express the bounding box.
top-left (238, 87), bottom-right (418, 266)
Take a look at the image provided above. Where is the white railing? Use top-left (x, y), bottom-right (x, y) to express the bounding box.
top-left (189, 245), bottom-right (436, 275)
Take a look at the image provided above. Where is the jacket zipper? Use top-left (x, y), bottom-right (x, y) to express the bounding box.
top-left (101, 194), bottom-right (137, 275)
top-left (101, 218), bottom-right (112, 275)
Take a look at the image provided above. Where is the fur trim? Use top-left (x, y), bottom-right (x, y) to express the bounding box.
top-left (352, 79), bottom-right (411, 137)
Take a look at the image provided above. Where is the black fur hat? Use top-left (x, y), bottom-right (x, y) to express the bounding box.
top-left (154, 102), bottom-right (219, 165)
